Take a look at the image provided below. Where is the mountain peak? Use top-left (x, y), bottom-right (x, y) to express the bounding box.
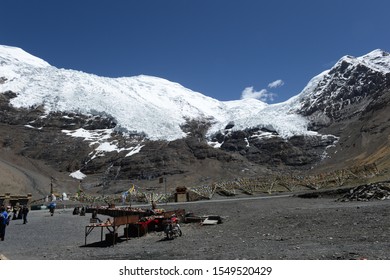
top-left (336, 49), bottom-right (390, 74)
top-left (0, 45), bottom-right (50, 68)
top-left (361, 48), bottom-right (389, 58)
top-left (296, 48), bottom-right (390, 121)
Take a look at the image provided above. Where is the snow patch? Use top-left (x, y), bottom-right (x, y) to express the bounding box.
top-left (62, 128), bottom-right (144, 160)
top-left (126, 144), bottom-right (145, 157)
top-left (70, 170), bottom-right (87, 180)
top-left (208, 141), bottom-right (224, 149)
top-left (24, 124), bottom-right (42, 130)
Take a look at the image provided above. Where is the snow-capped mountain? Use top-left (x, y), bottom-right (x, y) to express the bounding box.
top-left (1, 45), bottom-right (390, 197)
top-left (0, 45), bottom-right (312, 141)
top-left (294, 49), bottom-right (390, 120)
top-left (3, 45), bottom-right (388, 144)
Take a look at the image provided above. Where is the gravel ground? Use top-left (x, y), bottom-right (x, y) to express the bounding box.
top-left (1, 195), bottom-right (390, 260)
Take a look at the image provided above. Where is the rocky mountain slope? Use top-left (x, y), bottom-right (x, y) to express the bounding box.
top-left (1, 46), bottom-right (389, 198)
top-left (296, 50), bottom-right (390, 173)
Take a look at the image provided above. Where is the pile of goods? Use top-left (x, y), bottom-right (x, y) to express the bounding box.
top-left (338, 182), bottom-right (390, 202)
top-left (86, 205), bottom-right (148, 217)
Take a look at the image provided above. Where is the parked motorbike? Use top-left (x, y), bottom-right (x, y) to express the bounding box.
top-left (164, 218), bottom-right (182, 240)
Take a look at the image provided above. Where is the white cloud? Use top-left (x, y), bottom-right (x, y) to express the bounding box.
top-left (268, 79), bottom-right (284, 88)
top-left (240, 86), bottom-right (276, 102)
top-left (240, 79), bottom-right (284, 103)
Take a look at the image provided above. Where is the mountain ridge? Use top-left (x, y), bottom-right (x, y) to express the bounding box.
top-left (1, 45), bottom-right (390, 198)
top-left (0, 44), bottom-right (321, 141)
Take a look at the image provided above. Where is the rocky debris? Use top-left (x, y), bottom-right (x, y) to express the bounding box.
top-left (213, 126), bottom-right (338, 168)
top-left (338, 182), bottom-right (390, 202)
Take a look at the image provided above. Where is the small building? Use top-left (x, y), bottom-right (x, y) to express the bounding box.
top-left (175, 187), bottom-right (188, 202)
top-left (0, 193), bottom-right (32, 207)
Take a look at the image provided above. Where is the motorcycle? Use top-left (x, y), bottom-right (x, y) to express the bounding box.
top-left (164, 219), bottom-right (182, 240)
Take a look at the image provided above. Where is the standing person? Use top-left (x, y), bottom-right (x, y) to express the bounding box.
top-left (151, 200), bottom-right (157, 210)
top-left (0, 205), bottom-right (9, 241)
top-left (80, 206), bottom-right (85, 216)
top-left (17, 206), bottom-right (23, 219)
top-left (91, 209), bottom-right (102, 223)
top-left (22, 205), bottom-right (29, 224)
top-left (49, 201), bottom-right (56, 216)
top-left (12, 206), bottom-right (17, 220)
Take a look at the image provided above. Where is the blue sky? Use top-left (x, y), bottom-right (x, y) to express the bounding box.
top-left (1, 0), bottom-right (389, 103)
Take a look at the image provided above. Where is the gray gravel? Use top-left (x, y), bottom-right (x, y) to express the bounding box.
top-left (1, 195), bottom-right (390, 260)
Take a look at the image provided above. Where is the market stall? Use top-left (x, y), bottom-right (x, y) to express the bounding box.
top-left (84, 206), bottom-right (185, 245)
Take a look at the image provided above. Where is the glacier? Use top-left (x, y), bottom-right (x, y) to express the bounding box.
top-left (1, 45), bottom-right (388, 142)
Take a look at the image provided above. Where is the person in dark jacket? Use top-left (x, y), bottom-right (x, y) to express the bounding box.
top-left (22, 205), bottom-right (29, 224)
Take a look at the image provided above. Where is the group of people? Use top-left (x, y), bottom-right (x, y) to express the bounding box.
top-left (72, 206), bottom-right (86, 216)
top-left (12, 205), bottom-right (30, 224)
top-left (0, 204), bottom-right (29, 241)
